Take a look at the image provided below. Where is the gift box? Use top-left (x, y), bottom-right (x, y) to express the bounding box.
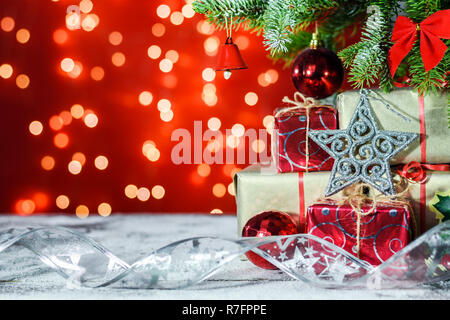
top-left (274, 102), bottom-right (337, 173)
top-left (306, 201), bottom-right (414, 266)
top-left (336, 88), bottom-right (449, 165)
top-left (234, 163), bottom-right (343, 236)
top-left (234, 163), bottom-right (445, 238)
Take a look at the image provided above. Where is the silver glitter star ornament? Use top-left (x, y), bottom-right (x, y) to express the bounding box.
top-left (308, 89), bottom-right (418, 196)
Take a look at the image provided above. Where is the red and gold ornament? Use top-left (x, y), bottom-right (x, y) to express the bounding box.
top-left (291, 31), bottom-right (344, 99)
top-left (242, 211), bottom-right (299, 270)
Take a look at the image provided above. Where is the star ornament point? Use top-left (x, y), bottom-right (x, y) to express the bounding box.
top-left (308, 94), bottom-right (418, 196)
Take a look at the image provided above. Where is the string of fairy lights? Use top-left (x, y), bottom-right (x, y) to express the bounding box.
top-left (1, 0), bottom-right (282, 218)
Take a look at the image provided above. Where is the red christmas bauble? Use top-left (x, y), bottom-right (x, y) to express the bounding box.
top-left (242, 211), bottom-right (299, 270)
top-left (291, 47), bottom-right (344, 99)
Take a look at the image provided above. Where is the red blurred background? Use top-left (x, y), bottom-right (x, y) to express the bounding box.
top-left (0, 0), bottom-right (302, 216)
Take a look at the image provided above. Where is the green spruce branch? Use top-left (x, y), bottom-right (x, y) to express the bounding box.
top-left (192, 0), bottom-right (450, 95)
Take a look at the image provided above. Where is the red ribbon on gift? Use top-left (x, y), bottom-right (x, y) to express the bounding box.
top-left (396, 161), bottom-right (450, 184)
top-left (388, 9), bottom-right (450, 77)
top-left (396, 161), bottom-right (450, 233)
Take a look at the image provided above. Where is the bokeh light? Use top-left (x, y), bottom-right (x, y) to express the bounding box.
top-left (204, 36), bottom-right (220, 56)
top-left (139, 91), bottom-right (153, 106)
top-left (84, 113), bottom-right (98, 128)
top-left (76, 205), bottom-right (89, 218)
top-left (90, 66), bottom-right (105, 81)
top-left (244, 92), bottom-right (258, 106)
top-left (0, 64), bottom-right (13, 79)
top-left (98, 202), bottom-right (112, 216)
top-left (235, 36), bottom-right (250, 50)
top-left (54, 132), bottom-right (69, 148)
top-left (156, 5), bottom-right (171, 19)
top-left (165, 50), bottom-right (179, 63)
top-left (170, 11), bottom-right (184, 25)
top-left (59, 111), bottom-right (73, 125)
top-left (79, 0), bottom-right (93, 14)
top-left (152, 23), bottom-right (166, 37)
top-left (196, 20), bottom-right (214, 35)
top-left (157, 99), bottom-right (171, 112)
top-left (15, 199), bottom-right (35, 215)
top-left (108, 31), bottom-right (123, 46)
top-left (67, 61), bottom-right (83, 79)
top-left (160, 110), bottom-right (174, 122)
top-left (81, 14), bottom-right (98, 32)
top-left (61, 58), bottom-right (75, 72)
top-left (147, 45), bottom-right (162, 59)
top-left (72, 152), bottom-right (86, 166)
top-left (41, 156), bottom-right (55, 171)
top-left (71, 104), bottom-right (84, 119)
top-left (197, 163), bottom-right (211, 177)
top-left (29, 121), bottom-right (43, 136)
top-left (1, 17), bottom-right (15, 32)
top-left (226, 135), bottom-right (240, 148)
top-left (182, 4), bottom-right (196, 18)
top-left (231, 123), bottom-right (245, 137)
top-left (111, 52), bottom-right (126, 67)
top-left (137, 187), bottom-right (150, 201)
top-left (94, 155), bottom-right (108, 170)
top-left (151, 185), bottom-right (165, 199)
top-left (202, 68), bottom-right (215, 82)
top-left (207, 117), bottom-right (221, 131)
top-left (56, 195), bottom-right (70, 209)
top-left (49, 115), bottom-right (64, 131)
top-left (53, 29), bottom-right (68, 44)
top-left (124, 184), bottom-right (138, 199)
top-left (68, 160), bottom-right (82, 175)
top-left (16, 74), bottom-right (30, 89)
top-left (159, 58), bottom-right (173, 73)
top-left (251, 139), bottom-right (266, 153)
top-left (212, 183), bottom-right (226, 198)
top-left (16, 28), bottom-right (30, 44)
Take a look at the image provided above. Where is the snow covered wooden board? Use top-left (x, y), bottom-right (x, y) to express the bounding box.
top-left (0, 214), bottom-right (448, 300)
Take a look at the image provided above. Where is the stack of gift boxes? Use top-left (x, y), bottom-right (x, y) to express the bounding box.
top-left (235, 88), bottom-right (449, 267)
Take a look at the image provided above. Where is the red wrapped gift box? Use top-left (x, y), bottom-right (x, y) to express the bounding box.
top-left (274, 106), bottom-right (337, 173)
top-left (306, 202), bottom-right (414, 266)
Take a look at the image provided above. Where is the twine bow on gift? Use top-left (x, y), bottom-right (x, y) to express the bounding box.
top-left (319, 182), bottom-right (413, 259)
top-left (388, 9), bottom-right (450, 76)
top-left (274, 92), bottom-right (326, 172)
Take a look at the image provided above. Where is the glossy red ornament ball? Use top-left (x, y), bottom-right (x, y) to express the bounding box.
top-left (242, 211), bottom-right (299, 270)
top-left (291, 47), bottom-right (344, 99)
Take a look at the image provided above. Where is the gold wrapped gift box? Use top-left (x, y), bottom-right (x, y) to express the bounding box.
top-left (234, 163), bottom-right (446, 236)
top-left (336, 88), bottom-right (449, 164)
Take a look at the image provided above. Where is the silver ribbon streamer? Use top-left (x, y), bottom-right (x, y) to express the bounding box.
top-left (0, 221), bottom-right (449, 289)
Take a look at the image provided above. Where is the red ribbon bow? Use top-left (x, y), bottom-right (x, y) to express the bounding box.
top-left (388, 9), bottom-right (450, 77)
top-left (396, 161), bottom-right (450, 183)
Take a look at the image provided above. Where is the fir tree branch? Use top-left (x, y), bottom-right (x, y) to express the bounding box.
top-left (263, 0), bottom-right (340, 54)
top-left (192, 0), bottom-right (268, 31)
top-left (338, 1), bottom-right (398, 92)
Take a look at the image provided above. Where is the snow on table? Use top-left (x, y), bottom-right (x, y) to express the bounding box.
top-left (0, 214), bottom-right (448, 300)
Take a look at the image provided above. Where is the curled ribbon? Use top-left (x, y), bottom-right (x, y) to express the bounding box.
top-left (396, 161), bottom-right (450, 184)
top-left (275, 92), bottom-right (333, 172)
top-left (388, 9), bottom-right (450, 77)
top-left (1, 224), bottom-right (450, 289)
